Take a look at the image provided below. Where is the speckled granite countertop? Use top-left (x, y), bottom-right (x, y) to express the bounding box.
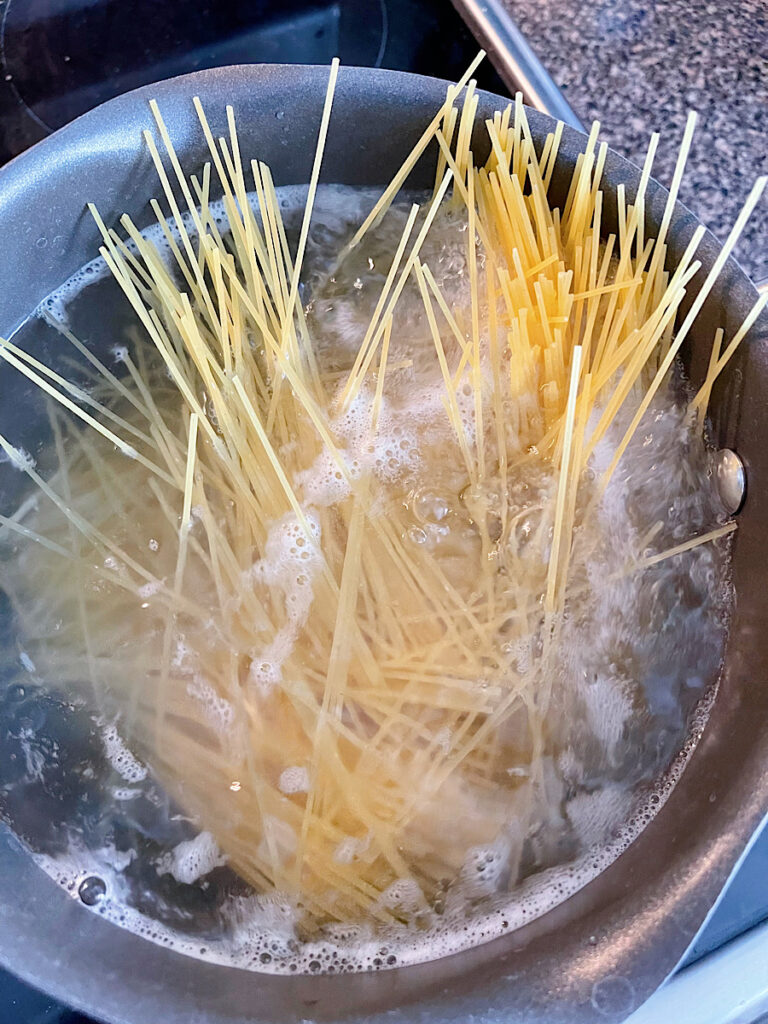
top-left (500, 0), bottom-right (768, 285)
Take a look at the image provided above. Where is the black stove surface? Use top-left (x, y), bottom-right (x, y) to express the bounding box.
top-left (1, 0), bottom-right (767, 1020)
top-left (0, 0), bottom-right (506, 165)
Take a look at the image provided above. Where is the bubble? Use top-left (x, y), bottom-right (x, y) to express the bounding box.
top-left (78, 876), bottom-right (106, 906)
top-left (407, 525), bottom-right (427, 545)
top-left (591, 976), bottom-right (636, 1017)
top-left (412, 488), bottom-right (450, 524)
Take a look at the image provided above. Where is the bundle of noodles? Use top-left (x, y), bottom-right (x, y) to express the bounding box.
top-left (0, 57), bottom-right (764, 931)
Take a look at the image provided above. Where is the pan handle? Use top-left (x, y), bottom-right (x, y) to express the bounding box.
top-left (449, 0), bottom-right (585, 131)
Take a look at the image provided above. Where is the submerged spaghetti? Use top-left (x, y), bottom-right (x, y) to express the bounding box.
top-left (0, 59), bottom-right (764, 970)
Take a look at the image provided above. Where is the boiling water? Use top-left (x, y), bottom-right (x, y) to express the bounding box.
top-left (0, 185), bottom-right (732, 973)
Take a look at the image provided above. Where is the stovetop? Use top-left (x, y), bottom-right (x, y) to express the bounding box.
top-left (0, 0), bottom-right (766, 1020)
top-left (0, 0), bottom-right (507, 165)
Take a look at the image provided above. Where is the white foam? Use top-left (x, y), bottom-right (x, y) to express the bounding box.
top-left (100, 723), bottom-right (148, 783)
top-left (278, 766), bottom-right (310, 794)
top-left (187, 676), bottom-right (236, 739)
top-left (112, 787), bottom-right (142, 801)
top-left (35, 184), bottom-right (314, 330)
top-left (137, 578), bottom-right (164, 599)
top-left (0, 444), bottom-right (36, 472)
top-left (18, 728), bottom-right (46, 781)
top-left (582, 675), bottom-right (634, 760)
top-left (247, 511), bottom-right (323, 694)
top-left (101, 843), bottom-right (135, 873)
top-left (377, 878), bottom-right (427, 916)
top-left (330, 387), bottom-right (430, 488)
top-left (157, 831), bottom-right (225, 884)
top-left (333, 833), bottom-right (371, 865)
top-left (294, 445), bottom-right (351, 508)
top-left (567, 785), bottom-right (628, 848)
top-left (31, 690), bottom-right (716, 977)
top-left (453, 834), bottom-right (517, 900)
top-left (432, 727), bottom-right (452, 755)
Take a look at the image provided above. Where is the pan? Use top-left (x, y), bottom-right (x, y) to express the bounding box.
top-left (0, 63), bottom-right (766, 1024)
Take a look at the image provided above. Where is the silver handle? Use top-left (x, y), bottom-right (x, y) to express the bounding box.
top-left (450, 0), bottom-right (585, 131)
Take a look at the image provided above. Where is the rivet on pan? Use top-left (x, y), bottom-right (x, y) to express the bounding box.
top-left (714, 449), bottom-right (746, 515)
top-left (78, 875), bottom-right (106, 906)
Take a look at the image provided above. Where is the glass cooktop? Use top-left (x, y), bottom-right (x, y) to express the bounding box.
top-left (0, 0), bottom-right (506, 165)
